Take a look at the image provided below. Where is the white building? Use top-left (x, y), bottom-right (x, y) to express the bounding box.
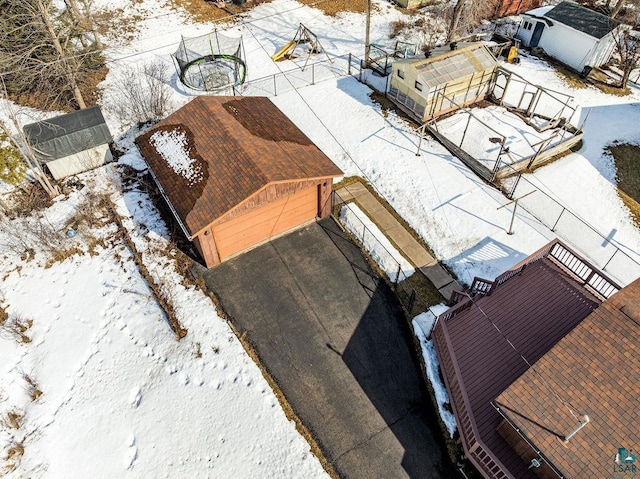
top-left (517, 1), bottom-right (623, 73)
top-left (23, 106), bottom-right (113, 180)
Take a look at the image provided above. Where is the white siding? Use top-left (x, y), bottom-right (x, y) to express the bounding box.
top-left (537, 24), bottom-right (598, 71)
top-left (516, 15), bottom-right (538, 47)
top-left (588, 31), bottom-right (618, 69)
top-left (517, 12), bottom-right (619, 72)
top-left (46, 143), bottom-right (112, 180)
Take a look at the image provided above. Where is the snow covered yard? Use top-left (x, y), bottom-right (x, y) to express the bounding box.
top-left (433, 104), bottom-right (576, 169)
top-left (0, 166), bottom-right (328, 478)
top-left (3, 0), bottom-right (640, 475)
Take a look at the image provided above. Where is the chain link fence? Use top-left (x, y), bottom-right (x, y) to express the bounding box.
top-left (332, 190), bottom-right (439, 316)
top-left (236, 53), bottom-right (360, 97)
top-left (511, 177), bottom-right (640, 285)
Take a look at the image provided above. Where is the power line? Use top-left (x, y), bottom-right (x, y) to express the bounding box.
top-left (463, 291), bottom-right (584, 425)
top-left (239, 17), bottom-right (384, 198)
top-left (0, 0), bottom-right (348, 77)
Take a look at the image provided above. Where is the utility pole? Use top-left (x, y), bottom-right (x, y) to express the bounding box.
top-left (365, 0), bottom-right (371, 66)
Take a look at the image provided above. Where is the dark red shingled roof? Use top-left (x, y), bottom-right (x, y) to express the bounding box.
top-left (495, 277), bottom-right (640, 479)
top-left (135, 96), bottom-right (342, 237)
top-left (434, 254), bottom-right (603, 478)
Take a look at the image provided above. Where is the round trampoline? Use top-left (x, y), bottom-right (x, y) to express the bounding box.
top-left (173, 32), bottom-right (246, 91)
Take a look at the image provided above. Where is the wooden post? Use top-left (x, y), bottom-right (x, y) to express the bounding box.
top-left (497, 190), bottom-right (535, 235)
top-left (551, 208), bottom-right (565, 232)
top-left (461, 113), bottom-right (472, 148)
top-left (364, 0), bottom-right (371, 66)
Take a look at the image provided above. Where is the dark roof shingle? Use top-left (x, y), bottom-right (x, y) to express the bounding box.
top-left (135, 96), bottom-right (342, 237)
top-left (495, 277), bottom-right (640, 479)
top-left (546, 1), bottom-right (618, 39)
top-left (23, 106), bottom-right (112, 162)
top-left (435, 257), bottom-right (602, 477)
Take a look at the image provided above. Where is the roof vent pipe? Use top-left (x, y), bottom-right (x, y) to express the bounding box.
top-left (563, 415), bottom-right (590, 442)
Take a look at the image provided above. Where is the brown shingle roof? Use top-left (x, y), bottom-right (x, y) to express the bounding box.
top-left (495, 277), bottom-right (640, 478)
top-left (435, 257), bottom-right (602, 478)
top-left (135, 96), bottom-right (343, 237)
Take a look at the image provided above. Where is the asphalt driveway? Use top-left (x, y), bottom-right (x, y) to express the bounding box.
top-left (201, 217), bottom-right (454, 479)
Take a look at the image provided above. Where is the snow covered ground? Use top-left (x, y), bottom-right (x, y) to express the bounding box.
top-left (0, 167), bottom-right (329, 478)
top-left (339, 203), bottom-right (414, 283)
top-left (3, 0), bottom-right (640, 476)
top-left (433, 105), bottom-right (575, 168)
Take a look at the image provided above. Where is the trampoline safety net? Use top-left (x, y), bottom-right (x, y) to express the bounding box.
top-left (173, 32), bottom-right (246, 91)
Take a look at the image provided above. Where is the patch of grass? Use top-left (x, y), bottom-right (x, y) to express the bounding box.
top-left (164, 0), bottom-right (273, 23)
top-left (399, 272), bottom-right (443, 310)
top-left (389, 18), bottom-right (412, 38)
top-left (0, 305), bottom-right (7, 327)
top-left (554, 69), bottom-right (588, 89)
top-left (23, 374), bottom-right (43, 402)
top-left (1, 410), bottom-right (24, 430)
top-left (1, 316), bottom-right (32, 344)
top-left (10, 183), bottom-right (54, 218)
top-left (298, 0), bottom-right (368, 16)
top-left (44, 247), bottom-right (85, 269)
top-left (607, 143), bottom-right (640, 227)
top-left (4, 441), bottom-right (24, 472)
top-left (108, 203), bottom-right (188, 339)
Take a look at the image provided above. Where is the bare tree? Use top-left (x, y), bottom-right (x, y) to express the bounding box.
top-left (35, 0), bottom-right (87, 108)
top-left (447, 0), bottom-right (497, 41)
top-left (0, 0), bottom-right (103, 110)
top-left (0, 81), bottom-right (60, 198)
top-left (447, 0), bottom-right (469, 42)
top-left (109, 61), bottom-right (174, 127)
top-left (417, 10), bottom-right (449, 55)
top-left (613, 28), bottom-right (640, 88)
top-left (64, 0), bottom-right (102, 49)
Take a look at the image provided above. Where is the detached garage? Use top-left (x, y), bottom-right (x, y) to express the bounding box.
top-left (136, 96), bottom-right (343, 268)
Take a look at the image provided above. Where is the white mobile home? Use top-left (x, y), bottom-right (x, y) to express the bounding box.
top-left (24, 106), bottom-right (113, 180)
top-left (517, 1), bottom-right (622, 73)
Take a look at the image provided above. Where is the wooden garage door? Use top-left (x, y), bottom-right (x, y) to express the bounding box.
top-left (213, 185), bottom-right (318, 260)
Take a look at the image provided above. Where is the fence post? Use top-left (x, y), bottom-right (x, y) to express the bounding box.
top-left (408, 290), bottom-right (416, 313)
top-left (602, 249), bottom-right (617, 271)
top-left (311, 63), bottom-right (315, 85)
top-left (551, 208), bottom-right (565, 232)
top-left (362, 222), bottom-right (366, 244)
top-left (331, 190), bottom-right (336, 215)
top-left (395, 264), bottom-right (402, 286)
top-left (273, 75), bottom-right (277, 96)
top-left (348, 53), bottom-right (352, 76)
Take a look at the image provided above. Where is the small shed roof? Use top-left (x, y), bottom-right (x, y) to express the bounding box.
top-left (135, 96), bottom-right (342, 238)
top-left (495, 277), bottom-right (640, 478)
top-left (545, 1), bottom-right (618, 39)
top-left (396, 43), bottom-right (496, 88)
top-left (524, 5), bottom-right (554, 17)
top-left (435, 256), bottom-right (602, 477)
top-left (23, 106), bottom-right (112, 162)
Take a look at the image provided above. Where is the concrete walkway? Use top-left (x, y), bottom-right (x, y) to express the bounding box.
top-left (336, 182), bottom-right (461, 300)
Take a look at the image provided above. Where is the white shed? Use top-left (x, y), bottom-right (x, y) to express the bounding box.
top-left (517, 1), bottom-right (622, 73)
top-left (23, 106), bottom-right (113, 180)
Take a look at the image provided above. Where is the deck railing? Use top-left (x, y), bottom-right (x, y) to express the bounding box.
top-left (446, 239), bottom-right (621, 324)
